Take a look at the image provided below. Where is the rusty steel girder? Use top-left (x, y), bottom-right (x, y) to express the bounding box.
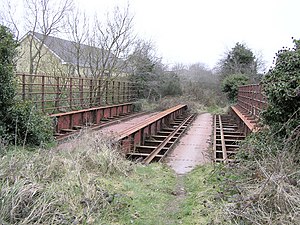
top-left (231, 84), bottom-right (267, 135)
top-left (116, 104), bottom-right (188, 154)
top-left (50, 103), bottom-right (133, 135)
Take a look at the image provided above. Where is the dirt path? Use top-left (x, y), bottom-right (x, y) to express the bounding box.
top-left (162, 113), bottom-right (213, 224)
top-left (166, 113), bottom-right (213, 174)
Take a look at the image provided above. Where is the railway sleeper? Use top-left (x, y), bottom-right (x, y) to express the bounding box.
top-left (144, 140), bottom-right (175, 147)
top-left (151, 135), bottom-right (178, 141)
top-left (135, 145), bottom-right (169, 154)
top-left (127, 152), bottom-right (164, 158)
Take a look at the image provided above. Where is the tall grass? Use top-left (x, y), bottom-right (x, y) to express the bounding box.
top-left (222, 129), bottom-right (300, 224)
top-left (0, 132), bottom-right (133, 224)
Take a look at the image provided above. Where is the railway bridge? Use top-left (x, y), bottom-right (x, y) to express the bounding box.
top-left (17, 73), bottom-right (267, 172)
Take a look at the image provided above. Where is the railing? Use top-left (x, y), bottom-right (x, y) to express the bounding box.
top-left (16, 73), bottom-right (137, 114)
top-left (236, 84), bottom-right (267, 119)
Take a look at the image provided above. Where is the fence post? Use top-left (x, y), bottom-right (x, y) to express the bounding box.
top-left (55, 77), bottom-right (60, 112)
top-left (112, 81), bottom-right (115, 104)
top-left (97, 79), bottom-right (101, 106)
top-left (127, 82), bottom-right (130, 102)
top-left (70, 78), bottom-right (73, 110)
top-left (41, 75), bottom-right (45, 112)
top-left (123, 82), bottom-right (126, 103)
top-left (105, 80), bottom-right (109, 105)
top-left (80, 78), bottom-right (84, 108)
top-left (89, 79), bottom-right (93, 107)
top-left (22, 73), bottom-right (26, 101)
top-left (118, 81), bottom-right (121, 103)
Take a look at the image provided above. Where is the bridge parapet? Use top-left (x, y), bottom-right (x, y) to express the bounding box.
top-left (230, 84), bottom-right (267, 134)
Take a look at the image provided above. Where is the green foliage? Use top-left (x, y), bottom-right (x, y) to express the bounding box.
top-left (160, 71), bottom-right (182, 97)
top-left (0, 25), bottom-right (53, 147)
top-left (221, 74), bottom-right (249, 102)
top-left (220, 42), bottom-right (257, 77)
top-left (0, 25), bottom-right (18, 133)
top-left (262, 38), bottom-right (300, 135)
top-left (6, 102), bottom-right (54, 146)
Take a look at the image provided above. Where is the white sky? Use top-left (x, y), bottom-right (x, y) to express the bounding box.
top-left (77, 0), bottom-right (299, 71)
top-left (3, 0), bottom-right (298, 70)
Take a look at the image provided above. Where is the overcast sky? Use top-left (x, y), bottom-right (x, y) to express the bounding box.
top-left (3, 0), bottom-right (299, 71)
top-left (77, 0), bottom-right (299, 71)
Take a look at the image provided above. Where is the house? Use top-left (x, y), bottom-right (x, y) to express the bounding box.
top-left (17, 31), bottom-right (125, 77)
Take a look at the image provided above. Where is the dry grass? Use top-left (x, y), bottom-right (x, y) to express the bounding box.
top-left (0, 131), bottom-right (133, 224)
top-left (223, 132), bottom-right (300, 225)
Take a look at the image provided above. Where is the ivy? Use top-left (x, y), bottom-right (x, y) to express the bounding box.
top-left (262, 38), bottom-right (300, 135)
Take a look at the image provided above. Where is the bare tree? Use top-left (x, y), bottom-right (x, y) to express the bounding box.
top-left (24, 0), bottom-right (73, 74)
top-left (127, 39), bottom-right (165, 100)
top-left (0, 0), bottom-right (21, 40)
top-left (1, 0), bottom-right (73, 74)
top-left (66, 8), bottom-right (89, 77)
top-left (73, 5), bottom-right (136, 104)
top-left (85, 5), bottom-right (135, 78)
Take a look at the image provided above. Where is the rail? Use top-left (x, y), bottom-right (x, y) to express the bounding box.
top-left (213, 115), bottom-right (245, 163)
top-left (142, 114), bottom-right (195, 164)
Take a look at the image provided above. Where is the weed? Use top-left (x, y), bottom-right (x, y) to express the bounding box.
top-left (222, 130), bottom-right (300, 224)
top-left (176, 164), bottom-right (232, 224)
top-left (0, 132), bottom-right (133, 224)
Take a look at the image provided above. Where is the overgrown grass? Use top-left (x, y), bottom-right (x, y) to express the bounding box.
top-left (177, 164), bottom-right (236, 225)
top-left (221, 129), bottom-right (300, 224)
top-left (95, 163), bottom-right (177, 224)
top-left (0, 131), bottom-right (180, 224)
top-left (0, 132), bottom-right (133, 224)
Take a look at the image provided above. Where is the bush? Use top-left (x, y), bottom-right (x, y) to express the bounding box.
top-left (6, 102), bottom-right (53, 146)
top-left (221, 73), bottom-right (249, 102)
top-left (160, 72), bottom-right (182, 97)
top-left (262, 38), bottom-right (300, 136)
top-left (0, 25), bottom-right (53, 147)
top-left (0, 25), bottom-right (18, 117)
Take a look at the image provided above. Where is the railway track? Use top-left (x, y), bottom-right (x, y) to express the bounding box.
top-left (55, 104), bottom-right (250, 165)
top-left (213, 114), bottom-right (246, 163)
top-left (127, 113), bottom-right (196, 164)
top-left (55, 104), bottom-right (196, 165)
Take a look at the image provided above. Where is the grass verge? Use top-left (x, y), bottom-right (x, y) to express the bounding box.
top-left (177, 164), bottom-right (235, 225)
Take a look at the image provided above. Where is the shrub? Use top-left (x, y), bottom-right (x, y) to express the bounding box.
top-left (262, 38), bottom-right (300, 136)
top-left (223, 130), bottom-right (300, 224)
top-left (6, 102), bottom-right (53, 146)
top-left (221, 73), bottom-right (249, 102)
top-left (0, 25), bottom-right (18, 116)
top-left (160, 72), bottom-right (182, 97)
top-left (0, 25), bottom-right (53, 147)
